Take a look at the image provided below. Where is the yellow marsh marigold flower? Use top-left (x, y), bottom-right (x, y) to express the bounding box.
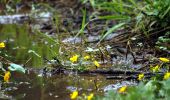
top-left (152, 65), bottom-right (160, 72)
top-left (138, 73), bottom-right (144, 80)
top-left (0, 42), bottom-right (5, 48)
top-left (93, 60), bottom-right (100, 67)
top-left (159, 57), bottom-right (169, 63)
top-left (70, 90), bottom-right (78, 100)
top-left (118, 86), bottom-right (127, 93)
top-left (164, 72), bottom-right (170, 80)
top-left (70, 55), bottom-right (78, 63)
top-left (84, 55), bottom-right (90, 60)
top-left (4, 71), bottom-right (11, 82)
top-left (87, 93), bottom-right (94, 100)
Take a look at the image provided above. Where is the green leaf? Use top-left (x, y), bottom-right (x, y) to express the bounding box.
top-left (0, 62), bottom-right (6, 72)
top-left (160, 6), bottom-right (170, 19)
top-left (98, 15), bottom-right (130, 20)
top-left (90, 0), bottom-right (95, 7)
top-left (74, 9), bottom-right (87, 38)
top-left (8, 63), bottom-right (26, 73)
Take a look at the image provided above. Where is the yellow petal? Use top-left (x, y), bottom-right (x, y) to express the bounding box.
top-left (4, 71), bottom-right (11, 82)
top-left (0, 42), bottom-right (5, 48)
top-left (138, 73), bottom-right (144, 80)
top-left (164, 72), bottom-right (170, 80)
top-left (118, 86), bottom-right (127, 93)
top-left (70, 55), bottom-right (78, 63)
top-left (152, 65), bottom-right (160, 72)
top-left (87, 93), bottom-right (94, 100)
top-left (70, 91), bottom-right (78, 100)
top-left (159, 57), bottom-right (169, 63)
top-left (84, 55), bottom-right (90, 60)
top-left (93, 60), bottom-right (100, 67)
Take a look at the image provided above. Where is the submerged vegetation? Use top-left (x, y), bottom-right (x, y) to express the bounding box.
top-left (0, 0), bottom-right (170, 100)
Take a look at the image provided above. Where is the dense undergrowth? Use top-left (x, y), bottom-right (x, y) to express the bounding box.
top-left (0, 0), bottom-right (170, 100)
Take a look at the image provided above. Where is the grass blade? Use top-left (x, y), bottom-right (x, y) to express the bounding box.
top-left (97, 23), bottom-right (125, 44)
top-left (98, 15), bottom-right (130, 20)
top-left (74, 9), bottom-right (86, 38)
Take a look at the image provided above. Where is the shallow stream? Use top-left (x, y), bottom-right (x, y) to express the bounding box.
top-left (1, 69), bottom-right (136, 100)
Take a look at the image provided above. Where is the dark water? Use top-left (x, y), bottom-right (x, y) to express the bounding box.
top-left (1, 70), bottom-right (118, 100)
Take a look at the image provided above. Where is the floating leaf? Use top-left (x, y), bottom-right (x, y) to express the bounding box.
top-left (8, 63), bottom-right (26, 73)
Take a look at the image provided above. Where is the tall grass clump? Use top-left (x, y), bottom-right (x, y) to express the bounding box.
top-left (83, 0), bottom-right (170, 52)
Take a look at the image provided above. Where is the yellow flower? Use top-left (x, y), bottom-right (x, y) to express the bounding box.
top-left (118, 86), bottom-right (127, 93)
top-left (138, 73), bottom-right (144, 80)
top-left (70, 90), bottom-right (78, 100)
top-left (87, 93), bottom-right (94, 100)
top-left (152, 65), bottom-right (160, 72)
top-left (164, 72), bottom-right (170, 80)
top-left (4, 71), bottom-right (11, 82)
top-left (84, 55), bottom-right (90, 60)
top-left (93, 61), bottom-right (100, 67)
top-left (70, 55), bottom-right (78, 63)
top-left (0, 42), bottom-right (5, 48)
top-left (159, 57), bottom-right (169, 63)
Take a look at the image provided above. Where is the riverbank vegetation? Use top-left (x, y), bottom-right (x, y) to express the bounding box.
top-left (0, 0), bottom-right (169, 100)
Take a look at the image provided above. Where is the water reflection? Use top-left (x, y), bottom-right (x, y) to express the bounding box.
top-left (4, 71), bottom-right (115, 100)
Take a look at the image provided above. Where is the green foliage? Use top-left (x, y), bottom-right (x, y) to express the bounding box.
top-left (0, 0), bottom-right (21, 4)
top-left (99, 80), bottom-right (170, 100)
top-left (75, 9), bottom-right (87, 38)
